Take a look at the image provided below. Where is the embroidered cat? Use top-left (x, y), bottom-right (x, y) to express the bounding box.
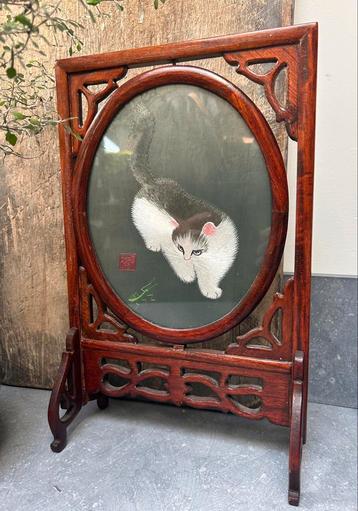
top-left (129, 102), bottom-right (239, 299)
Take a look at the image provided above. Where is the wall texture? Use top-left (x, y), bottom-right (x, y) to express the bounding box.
top-left (0, 0), bottom-right (293, 388)
top-left (284, 0), bottom-right (357, 277)
top-left (309, 276), bottom-right (357, 409)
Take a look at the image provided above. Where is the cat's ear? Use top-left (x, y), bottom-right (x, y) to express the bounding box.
top-left (202, 222), bottom-right (216, 236)
top-left (170, 217), bottom-right (179, 229)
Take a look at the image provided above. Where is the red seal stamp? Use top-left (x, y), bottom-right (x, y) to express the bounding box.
top-left (119, 253), bottom-right (136, 271)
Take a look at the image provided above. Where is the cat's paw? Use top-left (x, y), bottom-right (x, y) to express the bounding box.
top-left (145, 242), bottom-right (161, 252)
top-left (201, 287), bottom-right (222, 299)
top-left (179, 273), bottom-right (196, 283)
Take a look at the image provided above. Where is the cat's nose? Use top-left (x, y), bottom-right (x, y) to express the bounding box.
top-left (184, 256), bottom-right (191, 261)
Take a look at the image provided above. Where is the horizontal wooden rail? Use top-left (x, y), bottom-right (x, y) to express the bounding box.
top-left (56, 23), bottom-right (317, 73)
top-left (81, 338), bottom-right (292, 374)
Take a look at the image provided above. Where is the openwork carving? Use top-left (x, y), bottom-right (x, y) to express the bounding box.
top-left (95, 353), bottom-right (290, 423)
top-left (69, 67), bottom-right (127, 154)
top-left (226, 278), bottom-right (294, 360)
top-left (79, 267), bottom-right (135, 342)
top-left (224, 46), bottom-right (298, 140)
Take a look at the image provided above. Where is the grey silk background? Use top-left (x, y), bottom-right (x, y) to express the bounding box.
top-left (88, 84), bottom-right (272, 329)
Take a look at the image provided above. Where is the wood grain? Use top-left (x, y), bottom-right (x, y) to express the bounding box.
top-left (82, 338), bottom-right (291, 427)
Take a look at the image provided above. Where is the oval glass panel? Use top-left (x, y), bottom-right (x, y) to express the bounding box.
top-left (87, 84), bottom-right (272, 329)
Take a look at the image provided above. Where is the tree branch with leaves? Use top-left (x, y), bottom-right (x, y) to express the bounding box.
top-left (0, 0), bottom-right (167, 156)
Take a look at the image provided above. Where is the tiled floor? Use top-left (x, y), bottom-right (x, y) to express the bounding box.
top-left (0, 385), bottom-right (356, 511)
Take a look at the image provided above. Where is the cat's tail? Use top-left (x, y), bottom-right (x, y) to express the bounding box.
top-left (129, 101), bottom-right (156, 187)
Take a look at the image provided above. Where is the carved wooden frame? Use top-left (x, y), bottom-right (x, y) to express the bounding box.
top-left (73, 65), bottom-right (288, 343)
top-left (48, 23), bottom-right (318, 507)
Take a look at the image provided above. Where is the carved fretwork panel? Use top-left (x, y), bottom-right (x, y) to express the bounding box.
top-left (79, 267), bottom-right (135, 342)
top-left (82, 345), bottom-right (290, 427)
top-left (224, 46), bottom-right (299, 140)
top-left (226, 278), bottom-right (294, 360)
top-left (79, 267), bottom-right (294, 360)
top-left (69, 67), bottom-right (127, 155)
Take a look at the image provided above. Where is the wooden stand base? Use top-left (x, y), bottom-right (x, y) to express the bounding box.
top-left (96, 393), bottom-right (109, 410)
top-left (48, 328), bottom-right (82, 453)
top-left (48, 332), bottom-right (305, 506)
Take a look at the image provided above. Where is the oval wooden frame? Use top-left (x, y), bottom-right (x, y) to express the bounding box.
top-left (73, 65), bottom-right (288, 343)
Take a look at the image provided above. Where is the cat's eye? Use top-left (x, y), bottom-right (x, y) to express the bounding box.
top-left (177, 245), bottom-right (184, 253)
top-left (192, 249), bottom-right (203, 256)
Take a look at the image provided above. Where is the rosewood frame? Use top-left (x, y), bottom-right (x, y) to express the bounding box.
top-left (73, 65), bottom-right (288, 343)
top-left (48, 23), bottom-right (318, 507)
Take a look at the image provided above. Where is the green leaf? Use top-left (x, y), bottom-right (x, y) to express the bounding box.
top-left (6, 67), bottom-right (16, 79)
top-left (29, 116), bottom-right (41, 126)
top-left (63, 123), bottom-right (83, 141)
top-left (24, 124), bottom-right (37, 131)
top-left (13, 111), bottom-right (27, 120)
top-left (154, 0), bottom-right (159, 8)
top-left (72, 131), bottom-right (83, 141)
top-left (69, 46), bottom-right (73, 56)
top-left (86, 0), bottom-right (102, 5)
top-left (6, 131), bottom-right (17, 146)
top-left (14, 14), bottom-right (32, 29)
top-left (87, 9), bottom-right (96, 23)
top-left (55, 22), bottom-right (65, 32)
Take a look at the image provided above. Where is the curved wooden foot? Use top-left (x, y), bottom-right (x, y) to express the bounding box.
top-left (51, 436), bottom-right (67, 453)
top-left (288, 351), bottom-right (304, 506)
top-left (97, 394), bottom-right (109, 410)
top-left (48, 328), bottom-right (82, 453)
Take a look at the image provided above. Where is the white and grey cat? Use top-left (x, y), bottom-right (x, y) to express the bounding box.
top-left (129, 103), bottom-right (238, 299)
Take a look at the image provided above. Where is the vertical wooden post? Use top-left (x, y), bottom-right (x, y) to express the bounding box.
top-left (293, 25), bottom-right (318, 444)
top-left (288, 351), bottom-right (304, 505)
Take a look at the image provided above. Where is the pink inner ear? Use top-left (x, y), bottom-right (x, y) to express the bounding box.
top-left (202, 222), bottom-right (216, 236)
top-left (170, 218), bottom-right (179, 228)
